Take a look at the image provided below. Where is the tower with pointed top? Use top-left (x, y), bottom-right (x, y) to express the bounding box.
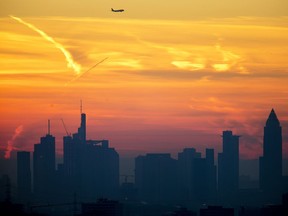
top-left (259, 109), bottom-right (282, 203)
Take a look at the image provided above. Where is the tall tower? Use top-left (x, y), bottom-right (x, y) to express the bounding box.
top-left (80, 113), bottom-right (86, 143)
top-left (259, 109), bottom-right (282, 202)
top-left (33, 120), bottom-right (56, 201)
top-left (78, 100), bottom-right (86, 144)
top-left (218, 130), bottom-right (240, 204)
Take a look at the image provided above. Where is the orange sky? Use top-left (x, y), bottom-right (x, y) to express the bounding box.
top-left (0, 1), bottom-right (288, 160)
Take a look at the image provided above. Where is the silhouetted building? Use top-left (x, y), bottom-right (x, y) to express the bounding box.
top-left (0, 175), bottom-right (11, 203)
top-left (259, 109), bottom-right (283, 203)
top-left (177, 148), bottom-right (201, 204)
top-left (82, 140), bottom-right (119, 200)
top-left (205, 149), bottom-right (217, 203)
top-left (63, 110), bottom-right (119, 201)
top-left (33, 121), bottom-right (56, 201)
top-left (200, 206), bottom-right (234, 216)
top-left (81, 198), bottom-right (123, 216)
top-left (17, 151), bottom-right (31, 203)
top-left (135, 153), bottom-right (177, 203)
top-left (218, 131), bottom-right (240, 204)
top-left (63, 134), bottom-right (82, 197)
top-left (177, 148), bottom-right (217, 206)
top-left (0, 174), bottom-right (27, 216)
top-left (62, 109), bottom-right (86, 190)
top-left (80, 113), bottom-right (86, 143)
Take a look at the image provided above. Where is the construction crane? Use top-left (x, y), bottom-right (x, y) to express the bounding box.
top-left (61, 118), bottom-right (71, 136)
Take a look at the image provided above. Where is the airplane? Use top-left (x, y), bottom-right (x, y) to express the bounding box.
top-left (111, 8), bottom-right (124, 12)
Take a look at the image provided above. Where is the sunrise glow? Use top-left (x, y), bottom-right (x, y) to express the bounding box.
top-left (0, 1), bottom-right (288, 160)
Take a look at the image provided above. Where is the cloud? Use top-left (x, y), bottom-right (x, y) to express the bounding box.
top-left (189, 97), bottom-right (241, 116)
top-left (4, 125), bottom-right (23, 159)
top-left (213, 40), bottom-right (248, 74)
top-left (171, 61), bottom-right (205, 71)
top-left (170, 36), bottom-right (248, 74)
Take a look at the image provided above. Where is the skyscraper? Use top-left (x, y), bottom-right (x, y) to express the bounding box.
top-left (63, 109), bottom-right (119, 201)
top-left (205, 149), bottom-right (217, 203)
top-left (135, 153), bottom-right (177, 203)
top-left (63, 107), bottom-right (86, 195)
top-left (82, 140), bottom-right (119, 200)
top-left (33, 121), bottom-right (56, 201)
top-left (218, 130), bottom-right (240, 204)
top-left (78, 113), bottom-right (86, 144)
top-left (177, 148), bottom-right (201, 203)
top-left (177, 148), bottom-right (217, 206)
top-left (17, 151), bottom-right (31, 203)
top-left (259, 109), bottom-right (282, 203)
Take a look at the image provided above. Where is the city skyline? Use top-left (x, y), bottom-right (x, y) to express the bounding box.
top-left (3, 108), bottom-right (287, 175)
top-left (0, 107), bottom-right (287, 216)
top-left (1, 1), bottom-right (288, 160)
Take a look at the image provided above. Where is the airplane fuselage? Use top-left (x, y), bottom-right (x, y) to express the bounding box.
top-left (111, 8), bottom-right (124, 12)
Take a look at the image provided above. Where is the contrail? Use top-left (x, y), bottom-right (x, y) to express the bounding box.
top-left (5, 125), bottom-right (24, 159)
top-left (82, 57), bottom-right (109, 77)
top-left (10, 15), bottom-right (81, 74)
top-left (65, 57), bottom-right (108, 86)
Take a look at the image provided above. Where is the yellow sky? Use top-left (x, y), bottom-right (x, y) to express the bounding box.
top-left (0, 2), bottom-right (288, 159)
top-left (1, 0), bottom-right (288, 18)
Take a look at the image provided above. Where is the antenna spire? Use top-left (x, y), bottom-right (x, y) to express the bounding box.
top-left (80, 100), bottom-right (82, 114)
top-left (48, 119), bottom-right (50, 135)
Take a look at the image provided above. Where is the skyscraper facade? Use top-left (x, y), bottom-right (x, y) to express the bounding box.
top-left (17, 151), bottom-right (31, 203)
top-left (177, 148), bottom-right (217, 206)
top-left (82, 140), bottom-right (119, 200)
top-left (218, 130), bottom-right (240, 204)
top-left (259, 109), bottom-right (282, 203)
top-left (135, 153), bottom-right (177, 203)
top-left (33, 130), bottom-right (56, 201)
top-left (205, 148), bottom-right (217, 203)
top-left (177, 148), bottom-right (201, 203)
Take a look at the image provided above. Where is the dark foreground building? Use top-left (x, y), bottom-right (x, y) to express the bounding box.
top-left (200, 206), bottom-right (234, 216)
top-left (80, 199), bottom-right (123, 216)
